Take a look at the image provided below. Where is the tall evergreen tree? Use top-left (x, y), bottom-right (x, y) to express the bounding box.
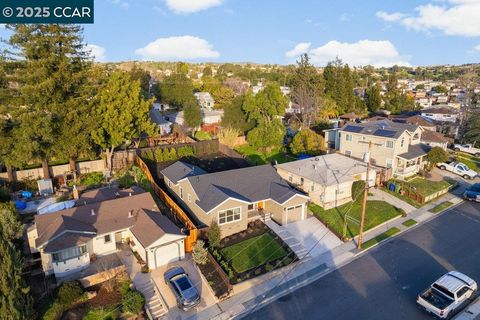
top-left (365, 84), bottom-right (382, 113)
top-left (158, 73), bottom-right (194, 108)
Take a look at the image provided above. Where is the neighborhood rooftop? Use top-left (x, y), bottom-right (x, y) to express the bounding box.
top-left (342, 119), bottom-right (419, 139)
top-left (161, 162), bottom-right (307, 212)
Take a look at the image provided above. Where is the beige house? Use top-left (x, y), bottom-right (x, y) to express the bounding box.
top-left (27, 187), bottom-right (186, 279)
top-left (161, 162), bottom-right (310, 238)
top-left (276, 154), bottom-right (376, 209)
top-left (338, 120), bottom-right (430, 179)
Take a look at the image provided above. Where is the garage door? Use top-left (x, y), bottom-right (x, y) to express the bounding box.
top-left (154, 242), bottom-right (181, 268)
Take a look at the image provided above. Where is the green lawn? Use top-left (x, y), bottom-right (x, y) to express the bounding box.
top-left (402, 219), bottom-right (417, 227)
top-left (362, 227), bottom-right (401, 250)
top-left (221, 233), bottom-right (287, 273)
top-left (402, 178), bottom-right (452, 197)
top-left (309, 200), bottom-right (404, 240)
top-left (429, 201), bottom-right (454, 213)
top-left (235, 145), bottom-right (295, 165)
top-left (381, 187), bottom-right (423, 208)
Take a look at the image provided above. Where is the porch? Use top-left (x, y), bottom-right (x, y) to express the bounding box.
top-left (395, 144), bottom-right (431, 179)
top-left (247, 210), bottom-right (272, 222)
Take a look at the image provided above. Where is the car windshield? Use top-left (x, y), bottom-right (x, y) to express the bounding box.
top-left (175, 276), bottom-right (192, 291)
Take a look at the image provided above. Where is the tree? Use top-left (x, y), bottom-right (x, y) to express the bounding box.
top-left (0, 233), bottom-right (33, 319)
top-left (315, 97), bottom-right (339, 123)
top-left (183, 100), bottom-right (202, 129)
top-left (212, 86), bottom-right (235, 110)
top-left (433, 85), bottom-right (448, 94)
top-left (121, 290), bottom-right (145, 315)
top-left (207, 220), bottom-right (221, 248)
top-left (129, 65), bottom-right (152, 98)
top-left (192, 240), bottom-right (208, 265)
top-left (158, 73), bottom-right (194, 108)
top-left (92, 71), bottom-right (155, 171)
top-left (365, 84), bottom-right (382, 113)
top-left (0, 203), bottom-right (23, 242)
top-left (223, 77), bottom-right (249, 95)
top-left (323, 58), bottom-right (356, 114)
top-left (289, 129), bottom-right (324, 155)
top-left (6, 25), bottom-right (94, 179)
top-left (242, 83), bottom-right (287, 150)
top-left (426, 147), bottom-right (449, 171)
top-left (202, 66), bottom-right (213, 77)
top-left (290, 54), bottom-right (324, 129)
top-left (463, 112), bottom-right (480, 143)
top-left (221, 95), bottom-right (254, 134)
top-left (176, 62), bottom-right (189, 75)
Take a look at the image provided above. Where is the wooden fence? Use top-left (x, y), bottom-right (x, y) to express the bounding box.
top-left (135, 155), bottom-right (198, 253)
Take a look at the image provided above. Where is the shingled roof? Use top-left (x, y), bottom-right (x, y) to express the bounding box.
top-left (341, 120), bottom-right (419, 139)
top-left (161, 161), bottom-right (207, 184)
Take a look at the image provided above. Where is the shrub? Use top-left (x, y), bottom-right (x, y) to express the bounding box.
top-left (122, 290), bottom-right (145, 315)
top-left (57, 281), bottom-right (84, 306)
top-left (0, 187), bottom-right (10, 202)
top-left (254, 268), bottom-right (262, 275)
top-left (119, 280), bottom-right (132, 296)
top-left (218, 127), bottom-right (241, 148)
top-left (177, 146), bottom-right (195, 158)
top-left (83, 307), bottom-right (117, 320)
top-left (289, 128), bottom-right (324, 155)
top-left (352, 180), bottom-right (366, 201)
top-left (78, 172), bottom-right (104, 188)
top-left (194, 130), bottom-right (212, 141)
top-left (207, 221), bottom-right (221, 249)
top-left (265, 264), bottom-right (273, 272)
top-left (192, 240), bottom-right (208, 265)
top-left (42, 301), bottom-right (64, 320)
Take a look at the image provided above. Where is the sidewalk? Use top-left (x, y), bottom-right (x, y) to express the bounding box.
top-left (186, 190), bottom-right (465, 320)
top-left (368, 187), bottom-right (417, 214)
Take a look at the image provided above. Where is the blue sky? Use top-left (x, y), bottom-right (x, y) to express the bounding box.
top-left (5, 0), bottom-right (480, 66)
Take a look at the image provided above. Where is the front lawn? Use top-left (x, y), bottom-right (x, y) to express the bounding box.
top-left (310, 200), bottom-right (404, 240)
top-left (235, 144), bottom-right (295, 165)
top-left (221, 233), bottom-right (287, 273)
top-left (362, 227), bottom-right (401, 250)
top-left (429, 201), bottom-right (454, 213)
top-left (404, 178), bottom-right (452, 197)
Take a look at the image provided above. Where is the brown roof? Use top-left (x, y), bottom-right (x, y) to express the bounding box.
top-left (405, 115), bottom-right (435, 128)
top-left (44, 233), bottom-right (94, 253)
top-left (421, 130), bottom-right (449, 144)
top-left (339, 112), bottom-right (364, 120)
top-left (78, 186), bottom-right (144, 205)
top-left (130, 209), bottom-right (183, 248)
top-left (35, 190), bottom-right (183, 251)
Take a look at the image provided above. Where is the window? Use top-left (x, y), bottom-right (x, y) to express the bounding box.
top-left (386, 141), bottom-right (394, 148)
top-left (188, 194), bottom-right (192, 202)
top-left (413, 133), bottom-right (419, 140)
top-left (104, 234), bottom-right (111, 243)
top-left (457, 286), bottom-right (470, 297)
top-left (386, 159), bottom-right (393, 168)
top-left (400, 138), bottom-right (405, 147)
top-left (168, 179), bottom-right (172, 188)
top-left (300, 177), bottom-right (304, 185)
top-left (179, 187), bottom-right (183, 199)
top-left (311, 184), bottom-right (315, 192)
top-left (247, 204), bottom-right (254, 211)
top-left (218, 208), bottom-right (241, 225)
top-left (52, 245), bottom-right (87, 262)
top-left (346, 134), bottom-right (352, 142)
top-left (345, 150), bottom-right (352, 157)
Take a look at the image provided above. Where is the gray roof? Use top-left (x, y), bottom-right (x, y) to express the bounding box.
top-left (130, 209), bottom-right (184, 248)
top-left (275, 154), bottom-right (372, 186)
top-left (149, 108), bottom-right (171, 126)
top-left (397, 144), bottom-right (431, 160)
top-left (341, 120), bottom-right (419, 139)
top-left (78, 186), bottom-right (144, 205)
top-left (421, 106), bottom-right (457, 115)
top-left (162, 162), bottom-right (307, 213)
top-left (161, 161), bottom-right (207, 184)
top-left (35, 189), bottom-right (183, 252)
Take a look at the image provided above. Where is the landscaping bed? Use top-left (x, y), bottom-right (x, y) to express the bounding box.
top-left (310, 200), bottom-right (404, 240)
top-left (402, 219), bottom-right (417, 227)
top-left (362, 227), bottom-right (401, 250)
top-left (429, 201), bottom-right (454, 213)
top-left (385, 177), bottom-right (454, 206)
top-left (211, 221), bottom-right (297, 285)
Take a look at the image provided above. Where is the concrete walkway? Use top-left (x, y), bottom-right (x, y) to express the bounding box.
top-left (264, 220), bottom-right (311, 261)
top-left (368, 187), bottom-right (417, 214)
top-left (185, 186), bottom-right (467, 320)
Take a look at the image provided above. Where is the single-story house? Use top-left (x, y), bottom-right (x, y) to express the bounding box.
top-left (28, 187), bottom-right (185, 279)
top-left (149, 108), bottom-right (172, 135)
top-left (161, 162), bottom-right (310, 237)
top-left (275, 154), bottom-right (376, 209)
top-left (421, 130), bottom-right (450, 150)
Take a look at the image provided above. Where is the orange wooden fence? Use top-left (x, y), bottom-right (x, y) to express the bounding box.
top-left (135, 156), bottom-right (198, 252)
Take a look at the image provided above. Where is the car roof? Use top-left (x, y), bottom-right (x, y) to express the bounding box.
top-left (435, 272), bottom-right (475, 293)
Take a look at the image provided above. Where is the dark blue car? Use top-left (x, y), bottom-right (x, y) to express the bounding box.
top-left (164, 267), bottom-right (200, 311)
top-left (463, 183), bottom-right (480, 202)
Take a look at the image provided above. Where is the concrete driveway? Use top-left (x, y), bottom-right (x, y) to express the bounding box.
top-left (284, 217), bottom-right (342, 258)
top-left (150, 254), bottom-right (218, 319)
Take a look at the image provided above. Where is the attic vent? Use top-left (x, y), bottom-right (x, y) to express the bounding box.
top-left (128, 210), bottom-right (134, 218)
top-left (90, 209), bottom-right (95, 216)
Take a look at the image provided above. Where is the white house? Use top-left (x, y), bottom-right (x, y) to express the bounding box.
top-left (421, 105), bottom-right (458, 123)
top-left (194, 92), bottom-right (215, 110)
top-left (27, 187), bottom-right (186, 279)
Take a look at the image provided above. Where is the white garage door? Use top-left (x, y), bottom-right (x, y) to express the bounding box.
top-left (154, 242), bottom-right (181, 268)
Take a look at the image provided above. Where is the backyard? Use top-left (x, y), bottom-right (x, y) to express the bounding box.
top-left (310, 200), bottom-right (404, 240)
top-left (235, 144), bottom-right (295, 165)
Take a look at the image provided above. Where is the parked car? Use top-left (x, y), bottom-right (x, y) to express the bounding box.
top-left (164, 267), bottom-right (200, 311)
top-left (463, 183), bottom-right (480, 202)
top-left (453, 144), bottom-right (480, 157)
top-left (437, 161), bottom-right (478, 179)
top-left (417, 271), bottom-right (477, 319)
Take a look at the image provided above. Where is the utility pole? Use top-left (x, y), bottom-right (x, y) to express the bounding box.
top-left (357, 141), bottom-right (371, 250)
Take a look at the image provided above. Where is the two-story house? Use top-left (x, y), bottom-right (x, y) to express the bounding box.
top-left (338, 120), bottom-right (430, 179)
top-left (194, 92), bottom-right (215, 110)
top-left (161, 162), bottom-right (309, 238)
top-left (421, 105), bottom-right (458, 123)
top-left (27, 187), bottom-right (186, 279)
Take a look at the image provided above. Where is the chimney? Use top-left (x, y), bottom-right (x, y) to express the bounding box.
top-left (73, 185), bottom-right (79, 200)
top-left (128, 210), bottom-right (134, 218)
top-left (90, 209), bottom-right (95, 216)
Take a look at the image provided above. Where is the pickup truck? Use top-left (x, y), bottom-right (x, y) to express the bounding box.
top-left (437, 161), bottom-right (478, 179)
top-left (463, 183), bottom-right (480, 202)
top-left (454, 144), bottom-right (480, 157)
top-left (417, 271), bottom-right (477, 319)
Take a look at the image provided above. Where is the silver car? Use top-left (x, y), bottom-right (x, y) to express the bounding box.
top-left (164, 267), bottom-right (200, 311)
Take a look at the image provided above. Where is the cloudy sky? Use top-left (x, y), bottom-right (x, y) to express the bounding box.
top-left (4, 0), bottom-right (480, 67)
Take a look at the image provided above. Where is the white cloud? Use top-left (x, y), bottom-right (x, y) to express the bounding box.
top-left (376, 11), bottom-right (407, 22)
top-left (377, 0), bottom-right (480, 37)
top-left (87, 44), bottom-right (106, 62)
top-left (135, 35), bottom-right (220, 60)
top-left (286, 42), bottom-right (311, 58)
top-left (475, 44), bottom-right (480, 51)
top-left (286, 40), bottom-right (410, 67)
top-left (165, 0), bottom-right (222, 13)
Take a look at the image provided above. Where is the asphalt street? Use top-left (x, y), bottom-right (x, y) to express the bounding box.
top-left (246, 200), bottom-right (480, 320)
